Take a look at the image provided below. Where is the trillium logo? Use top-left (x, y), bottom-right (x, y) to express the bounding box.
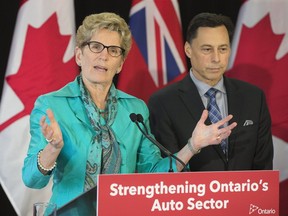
top-left (249, 203), bottom-right (276, 215)
top-left (249, 204), bottom-right (259, 214)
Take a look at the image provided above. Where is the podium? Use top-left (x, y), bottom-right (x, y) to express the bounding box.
top-left (98, 170), bottom-right (279, 216)
top-left (57, 170), bottom-right (279, 216)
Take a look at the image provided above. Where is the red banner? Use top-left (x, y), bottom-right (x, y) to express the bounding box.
top-left (98, 171), bottom-right (279, 216)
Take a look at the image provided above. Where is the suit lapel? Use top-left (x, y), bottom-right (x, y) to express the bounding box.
top-left (178, 74), bottom-right (206, 122)
top-left (71, 99), bottom-right (91, 128)
top-left (53, 78), bottom-right (94, 131)
top-left (112, 102), bottom-right (132, 141)
top-left (224, 76), bottom-right (243, 160)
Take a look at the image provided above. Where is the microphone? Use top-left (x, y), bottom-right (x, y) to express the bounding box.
top-left (136, 114), bottom-right (148, 134)
top-left (129, 113), bottom-right (187, 172)
top-left (130, 113), bottom-right (138, 123)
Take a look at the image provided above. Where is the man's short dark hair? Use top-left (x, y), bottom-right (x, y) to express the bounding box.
top-left (186, 12), bottom-right (235, 44)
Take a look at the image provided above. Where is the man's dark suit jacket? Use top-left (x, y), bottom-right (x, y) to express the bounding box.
top-left (148, 74), bottom-right (273, 171)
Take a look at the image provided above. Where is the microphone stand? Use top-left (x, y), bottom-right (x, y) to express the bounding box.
top-left (139, 126), bottom-right (174, 172)
top-left (130, 113), bottom-right (187, 172)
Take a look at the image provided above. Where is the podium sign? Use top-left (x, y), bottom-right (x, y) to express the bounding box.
top-left (97, 170), bottom-right (279, 216)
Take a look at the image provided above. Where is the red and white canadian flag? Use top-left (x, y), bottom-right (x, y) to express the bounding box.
top-left (0, 0), bottom-right (78, 215)
top-left (226, 0), bottom-right (288, 215)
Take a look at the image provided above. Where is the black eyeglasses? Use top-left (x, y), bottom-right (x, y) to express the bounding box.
top-left (82, 41), bottom-right (125, 57)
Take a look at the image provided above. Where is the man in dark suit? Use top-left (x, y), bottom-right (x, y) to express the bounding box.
top-left (148, 12), bottom-right (273, 171)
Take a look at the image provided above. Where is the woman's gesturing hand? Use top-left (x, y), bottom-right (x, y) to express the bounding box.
top-left (40, 109), bottom-right (64, 149)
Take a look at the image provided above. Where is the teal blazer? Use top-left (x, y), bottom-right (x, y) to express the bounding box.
top-left (22, 77), bottom-right (174, 209)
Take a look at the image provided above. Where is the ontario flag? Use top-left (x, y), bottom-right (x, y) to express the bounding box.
top-left (117, 0), bottom-right (187, 103)
top-left (226, 0), bottom-right (288, 215)
top-left (0, 0), bottom-right (78, 215)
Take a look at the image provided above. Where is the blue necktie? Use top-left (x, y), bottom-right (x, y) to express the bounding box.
top-left (205, 88), bottom-right (228, 156)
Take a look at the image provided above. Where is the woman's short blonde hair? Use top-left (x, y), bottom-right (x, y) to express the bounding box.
top-left (76, 12), bottom-right (132, 59)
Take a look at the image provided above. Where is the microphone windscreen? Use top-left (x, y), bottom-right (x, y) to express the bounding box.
top-left (136, 114), bottom-right (144, 123)
top-left (129, 113), bottom-right (137, 122)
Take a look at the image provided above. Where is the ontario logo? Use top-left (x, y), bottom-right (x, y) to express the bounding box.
top-left (249, 204), bottom-right (276, 215)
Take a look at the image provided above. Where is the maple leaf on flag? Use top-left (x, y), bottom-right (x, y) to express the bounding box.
top-left (226, 14), bottom-right (288, 143)
top-left (0, 13), bottom-right (78, 131)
